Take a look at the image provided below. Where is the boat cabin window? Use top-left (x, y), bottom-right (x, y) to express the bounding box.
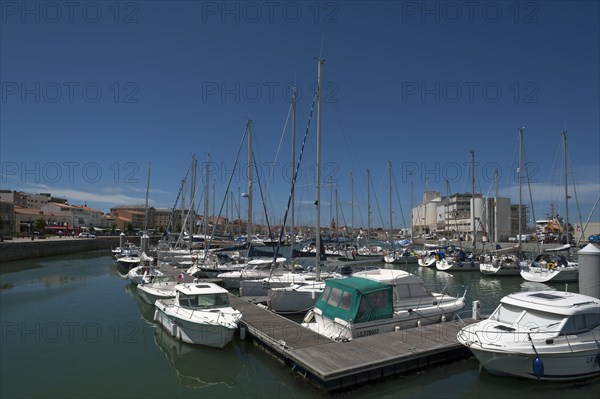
top-left (339, 291), bottom-right (352, 310)
top-left (179, 293), bottom-right (230, 309)
top-left (178, 294), bottom-right (198, 308)
top-left (489, 304), bottom-right (523, 324)
top-left (518, 310), bottom-right (562, 331)
top-left (327, 288), bottom-right (343, 307)
top-left (561, 313), bottom-right (600, 335)
top-left (358, 291), bottom-right (388, 314)
top-left (321, 286), bottom-right (332, 303)
top-left (396, 283), bottom-right (430, 299)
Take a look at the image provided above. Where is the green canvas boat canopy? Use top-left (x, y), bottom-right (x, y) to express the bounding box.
top-left (316, 277), bottom-right (393, 323)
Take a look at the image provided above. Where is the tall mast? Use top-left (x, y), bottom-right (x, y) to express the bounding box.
top-left (247, 120), bottom-right (253, 241)
top-left (563, 129), bottom-right (569, 243)
top-left (190, 155), bottom-right (197, 248)
top-left (470, 149), bottom-right (475, 248)
top-left (143, 161), bottom-right (151, 233)
top-left (335, 185), bottom-right (339, 235)
top-left (180, 178), bottom-right (185, 240)
top-left (367, 168), bottom-right (371, 242)
top-left (350, 172), bottom-right (354, 237)
top-left (315, 57), bottom-right (325, 281)
top-left (518, 127), bottom-right (523, 243)
top-left (204, 153), bottom-right (211, 241)
top-left (410, 177), bottom-right (413, 240)
top-left (388, 160), bottom-right (393, 243)
top-left (494, 168), bottom-right (499, 243)
top-left (290, 87), bottom-right (297, 253)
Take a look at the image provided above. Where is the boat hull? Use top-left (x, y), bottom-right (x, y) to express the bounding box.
top-left (479, 263), bottom-right (521, 276)
top-left (267, 286), bottom-right (322, 314)
top-left (137, 285), bottom-right (175, 306)
top-left (520, 267), bottom-right (579, 283)
top-left (436, 259), bottom-right (480, 272)
top-left (154, 307), bottom-right (237, 349)
top-left (468, 347), bottom-right (600, 381)
top-left (303, 301), bottom-right (464, 341)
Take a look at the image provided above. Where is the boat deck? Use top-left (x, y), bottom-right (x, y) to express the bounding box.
top-left (229, 294), bottom-right (478, 392)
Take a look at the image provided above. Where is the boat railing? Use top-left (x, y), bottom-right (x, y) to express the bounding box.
top-left (462, 326), bottom-right (565, 348)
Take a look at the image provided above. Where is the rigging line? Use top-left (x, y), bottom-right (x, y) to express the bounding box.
top-left (353, 173), bottom-right (365, 230)
top-left (164, 163), bottom-right (192, 236)
top-left (270, 83), bottom-right (320, 268)
top-left (208, 125), bottom-right (249, 248)
top-left (256, 103), bottom-right (293, 222)
top-left (252, 152), bottom-right (274, 239)
top-left (547, 135), bottom-right (564, 207)
top-left (579, 194), bottom-right (600, 243)
top-left (264, 101), bottom-right (293, 202)
top-left (566, 141), bottom-right (584, 242)
top-left (369, 170), bottom-right (386, 229)
top-left (391, 166), bottom-right (407, 229)
top-left (336, 191), bottom-right (348, 231)
top-left (176, 159), bottom-right (204, 249)
top-left (522, 134), bottom-right (538, 248)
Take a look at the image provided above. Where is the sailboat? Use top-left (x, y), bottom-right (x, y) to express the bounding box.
top-left (481, 128), bottom-right (528, 276)
top-left (436, 151), bottom-right (480, 272)
top-left (383, 161), bottom-right (417, 265)
top-left (126, 162), bottom-right (164, 284)
top-left (521, 130), bottom-right (579, 283)
top-left (267, 58), bottom-right (334, 314)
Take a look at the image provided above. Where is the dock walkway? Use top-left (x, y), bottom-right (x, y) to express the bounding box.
top-left (229, 295), bottom-right (476, 392)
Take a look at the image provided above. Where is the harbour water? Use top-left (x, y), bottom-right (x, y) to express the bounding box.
top-left (1, 250), bottom-right (599, 398)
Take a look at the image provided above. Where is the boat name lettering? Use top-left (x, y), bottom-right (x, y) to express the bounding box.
top-left (357, 329), bottom-right (379, 337)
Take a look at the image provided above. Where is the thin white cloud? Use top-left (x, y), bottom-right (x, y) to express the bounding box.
top-left (20, 184), bottom-right (147, 205)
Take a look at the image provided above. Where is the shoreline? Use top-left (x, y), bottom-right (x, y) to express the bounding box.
top-left (0, 236), bottom-right (160, 263)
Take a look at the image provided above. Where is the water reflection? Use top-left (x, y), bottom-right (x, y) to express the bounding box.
top-left (126, 283), bottom-right (156, 325)
top-left (467, 364), bottom-right (600, 399)
top-left (153, 327), bottom-right (243, 389)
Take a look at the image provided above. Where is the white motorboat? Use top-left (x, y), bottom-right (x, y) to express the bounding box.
top-left (239, 270), bottom-right (322, 297)
top-left (457, 290), bottom-right (600, 381)
top-left (137, 274), bottom-right (182, 306)
top-left (154, 282), bottom-right (241, 348)
top-left (301, 269), bottom-right (466, 341)
top-left (116, 256), bottom-right (141, 275)
top-left (520, 254), bottom-right (579, 283)
top-left (186, 252), bottom-right (247, 279)
top-left (126, 265), bottom-right (164, 285)
top-left (217, 257), bottom-right (289, 289)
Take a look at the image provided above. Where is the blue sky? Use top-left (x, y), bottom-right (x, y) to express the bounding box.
top-left (1, 0), bottom-right (599, 231)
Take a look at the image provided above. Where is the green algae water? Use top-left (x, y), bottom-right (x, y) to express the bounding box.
top-left (1, 250), bottom-right (598, 398)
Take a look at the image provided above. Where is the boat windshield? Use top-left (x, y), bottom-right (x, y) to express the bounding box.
top-left (490, 304), bottom-right (564, 332)
top-left (489, 304), bottom-right (523, 324)
top-left (178, 293), bottom-right (230, 309)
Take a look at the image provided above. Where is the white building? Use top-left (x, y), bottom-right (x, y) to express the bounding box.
top-left (412, 191), bottom-right (516, 242)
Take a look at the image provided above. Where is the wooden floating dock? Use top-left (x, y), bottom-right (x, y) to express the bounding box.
top-left (229, 295), bottom-right (477, 392)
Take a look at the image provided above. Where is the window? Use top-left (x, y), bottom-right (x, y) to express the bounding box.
top-left (339, 291), bottom-right (352, 310)
top-left (359, 290), bottom-right (388, 313)
top-left (320, 286), bottom-right (332, 303)
top-left (327, 287), bottom-right (343, 307)
top-left (490, 304), bottom-right (523, 324)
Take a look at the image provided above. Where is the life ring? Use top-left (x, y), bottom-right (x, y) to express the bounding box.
top-left (547, 262), bottom-right (555, 270)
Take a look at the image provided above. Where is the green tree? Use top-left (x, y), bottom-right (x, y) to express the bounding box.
top-left (33, 218), bottom-right (47, 232)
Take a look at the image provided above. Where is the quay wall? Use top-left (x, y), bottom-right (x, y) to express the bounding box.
top-left (0, 236), bottom-right (160, 263)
